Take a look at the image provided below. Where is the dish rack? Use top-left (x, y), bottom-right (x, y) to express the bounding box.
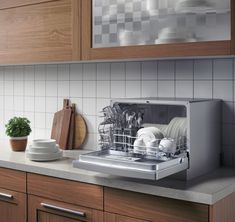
top-left (98, 125), bottom-right (187, 159)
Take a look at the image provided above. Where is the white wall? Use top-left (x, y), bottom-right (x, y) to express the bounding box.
top-left (0, 58), bottom-right (234, 165)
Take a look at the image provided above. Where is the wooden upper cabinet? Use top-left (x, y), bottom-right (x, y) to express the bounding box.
top-left (0, 0), bottom-right (81, 64)
top-left (82, 0), bottom-right (234, 60)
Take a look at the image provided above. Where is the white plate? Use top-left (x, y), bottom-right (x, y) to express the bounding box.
top-left (137, 127), bottom-right (164, 140)
top-left (31, 139), bottom-right (56, 148)
top-left (28, 144), bottom-right (59, 154)
top-left (26, 150), bottom-right (63, 162)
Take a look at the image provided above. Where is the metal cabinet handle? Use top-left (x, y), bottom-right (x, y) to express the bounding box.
top-left (41, 203), bottom-right (86, 217)
top-left (0, 192), bottom-right (13, 199)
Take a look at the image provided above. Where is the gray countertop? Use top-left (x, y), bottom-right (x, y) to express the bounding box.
top-left (0, 144), bottom-right (235, 205)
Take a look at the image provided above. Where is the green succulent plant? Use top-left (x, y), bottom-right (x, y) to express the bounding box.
top-left (5, 117), bottom-right (32, 137)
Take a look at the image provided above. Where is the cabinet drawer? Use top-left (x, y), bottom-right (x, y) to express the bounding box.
top-left (0, 187), bottom-right (27, 222)
top-left (28, 195), bottom-right (103, 222)
top-left (27, 173), bottom-right (103, 210)
top-left (104, 188), bottom-right (209, 222)
top-left (0, 167), bottom-right (26, 193)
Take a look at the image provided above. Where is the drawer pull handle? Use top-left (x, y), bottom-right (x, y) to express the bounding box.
top-left (0, 192), bottom-right (13, 199)
top-left (41, 203), bottom-right (86, 217)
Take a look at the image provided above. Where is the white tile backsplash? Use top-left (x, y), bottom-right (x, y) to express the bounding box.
top-left (158, 80), bottom-right (175, 98)
top-left (14, 96), bottom-right (24, 111)
top-left (58, 64), bottom-right (70, 81)
top-left (46, 81), bottom-right (57, 97)
top-left (176, 60), bottom-right (193, 80)
top-left (126, 62), bottom-right (141, 80)
top-left (194, 80), bottom-right (213, 99)
top-left (14, 81), bottom-right (24, 96)
top-left (83, 63), bottom-right (96, 80)
top-left (70, 81), bottom-right (83, 97)
top-left (111, 81), bottom-right (125, 98)
top-left (158, 61), bottom-right (175, 80)
top-left (97, 81), bottom-right (110, 98)
top-left (24, 81), bottom-right (35, 96)
top-left (70, 64), bottom-right (83, 80)
top-left (141, 81), bottom-right (158, 97)
top-left (1, 58), bottom-right (235, 166)
top-left (97, 63), bottom-right (110, 80)
top-left (194, 59), bottom-right (213, 80)
top-left (46, 97), bottom-right (58, 113)
top-left (214, 59), bottom-right (233, 80)
top-left (35, 65), bottom-right (46, 80)
top-left (35, 97), bottom-right (46, 113)
top-left (213, 81), bottom-right (233, 101)
top-left (4, 81), bottom-right (14, 96)
top-left (126, 81), bottom-right (141, 98)
top-left (35, 81), bottom-right (46, 97)
top-left (46, 65), bottom-right (58, 80)
top-left (111, 63), bottom-right (125, 80)
top-left (24, 66), bottom-right (34, 80)
top-left (58, 81), bottom-right (69, 97)
top-left (176, 81), bottom-right (193, 98)
top-left (14, 66), bottom-right (24, 81)
top-left (142, 61), bottom-right (157, 80)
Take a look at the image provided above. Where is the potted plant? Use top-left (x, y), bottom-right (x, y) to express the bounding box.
top-left (5, 117), bottom-right (32, 151)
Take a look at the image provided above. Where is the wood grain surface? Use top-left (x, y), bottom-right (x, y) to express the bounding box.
top-left (81, 0), bottom-right (231, 60)
top-left (0, 0), bottom-right (57, 9)
top-left (231, 0), bottom-right (235, 54)
top-left (0, 188), bottom-right (26, 222)
top-left (74, 113), bottom-right (87, 149)
top-left (27, 173), bottom-right (104, 210)
top-left (104, 212), bottom-right (149, 222)
top-left (0, 167), bottom-right (26, 193)
top-left (0, 0), bottom-right (81, 64)
top-left (209, 192), bottom-right (235, 222)
top-left (28, 194), bottom-right (104, 222)
top-left (104, 188), bottom-right (209, 222)
top-left (67, 104), bottom-right (76, 149)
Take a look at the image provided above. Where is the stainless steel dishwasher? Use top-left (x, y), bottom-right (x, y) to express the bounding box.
top-left (73, 98), bottom-right (221, 180)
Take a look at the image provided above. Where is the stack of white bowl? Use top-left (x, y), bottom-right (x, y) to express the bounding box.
top-left (26, 139), bottom-right (63, 161)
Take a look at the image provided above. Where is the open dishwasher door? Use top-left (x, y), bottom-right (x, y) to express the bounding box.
top-left (73, 149), bottom-right (189, 180)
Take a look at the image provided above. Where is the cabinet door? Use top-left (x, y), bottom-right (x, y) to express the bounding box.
top-left (105, 188), bottom-right (209, 222)
top-left (0, 0), bottom-right (81, 64)
top-left (82, 0), bottom-right (234, 60)
top-left (105, 212), bottom-right (150, 222)
top-left (0, 188), bottom-right (26, 222)
top-left (28, 195), bottom-right (103, 222)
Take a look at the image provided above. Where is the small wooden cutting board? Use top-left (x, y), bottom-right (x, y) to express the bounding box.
top-left (73, 113), bottom-right (87, 149)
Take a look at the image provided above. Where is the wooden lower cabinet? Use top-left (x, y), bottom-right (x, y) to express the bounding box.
top-left (104, 188), bottom-right (209, 222)
top-left (28, 195), bottom-right (103, 222)
top-left (105, 212), bottom-right (149, 222)
top-left (0, 187), bottom-right (27, 222)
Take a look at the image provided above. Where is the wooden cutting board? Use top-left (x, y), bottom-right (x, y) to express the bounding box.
top-left (73, 113), bottom-right (87, 149)
top-left (51, 99), bottom-right (72, 150)
top-left (67, 104), bottom-right (76, 149)
top-left (51, 110), bottom-right (64, 145)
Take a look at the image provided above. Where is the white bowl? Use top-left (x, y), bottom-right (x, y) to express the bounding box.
top-left (32, 139), bottom-right (56, 148)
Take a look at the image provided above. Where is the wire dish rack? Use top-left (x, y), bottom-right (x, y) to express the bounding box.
top-left (98, 124), bottom-right (187, 161)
